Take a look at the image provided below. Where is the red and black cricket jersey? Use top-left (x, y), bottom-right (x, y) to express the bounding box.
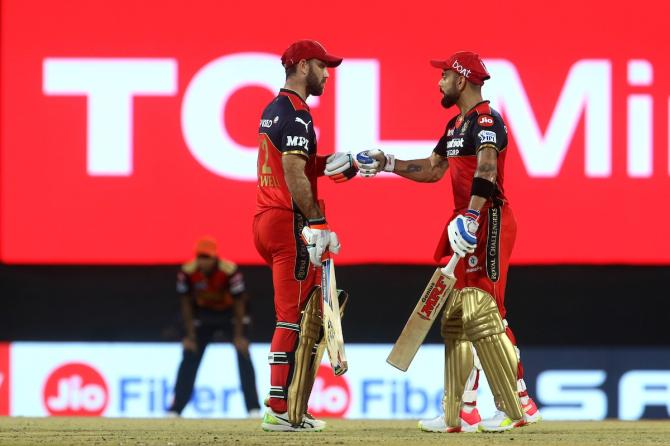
top-left (255, 89), bottom-right (320, 216)
top-left (433, 101), bottom-right (509, 211)
top-left (176, 259), bottom-right (245, 311)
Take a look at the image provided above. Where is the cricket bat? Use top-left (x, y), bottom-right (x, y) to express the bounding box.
top-left (386, 255), bottom-right (460, 372)
top-left (321, 252), bottom-right (348, 376)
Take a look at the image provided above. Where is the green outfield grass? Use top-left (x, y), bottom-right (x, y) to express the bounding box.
top-left (1, 418), bottom-right (669, 445)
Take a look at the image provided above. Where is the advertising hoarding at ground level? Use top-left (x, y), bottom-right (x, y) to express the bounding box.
top-left (3, 343), bottom-right (669, 420)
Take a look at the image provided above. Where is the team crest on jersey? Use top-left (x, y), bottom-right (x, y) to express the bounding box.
top-left (468, 255), bottom-right (478, 267)
top-left (478, 115), bottom-right (494, 127)
top-left (478, 130), bottom-right (496, 144)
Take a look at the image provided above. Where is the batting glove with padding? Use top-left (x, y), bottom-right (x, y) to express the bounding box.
top-left (324, 152), bottom-right (358, 183)
top-left (301, 219), bottom-right (341, 267)
top-left (355, 149), bottom-right (395, 177)
top-left (447, 209), bottom-right (480, 257)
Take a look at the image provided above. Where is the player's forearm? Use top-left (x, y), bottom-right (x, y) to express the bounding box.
top-left (284, 162), bottom-right (323, 219)
top-left (393, 159), bottom-right (431, 181)
top-left (180, 297), bottom-right (196, 338)
top-left (394, 157), bottom-right (447, 183)
top-left (287, 175), bottom-right (322, 218)
top-left (467, 195), bottom-right (488, 211)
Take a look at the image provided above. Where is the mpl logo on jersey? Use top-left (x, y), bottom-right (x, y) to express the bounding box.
top-left (285, 135), bottom-right (309, 149)
top-left (43, 362), bottom-right (109, 416)
top-left (308, 364), bottom-right (351, 418)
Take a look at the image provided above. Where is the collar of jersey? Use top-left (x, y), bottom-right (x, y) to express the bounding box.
top-left (463, 100), bottom-right (491, 117)
top-left (279, 88), bottom-right (310, 111)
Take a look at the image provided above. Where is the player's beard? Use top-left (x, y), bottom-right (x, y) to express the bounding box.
top-left (441, 88), bottom-right (459, 109)
top-left (306, 68), bottom-right (325, 96)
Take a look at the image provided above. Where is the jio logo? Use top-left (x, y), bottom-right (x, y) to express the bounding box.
top-left (308, 364), bottom-right (351, 418)
top-left (43, 362), bottom-right (109, 416)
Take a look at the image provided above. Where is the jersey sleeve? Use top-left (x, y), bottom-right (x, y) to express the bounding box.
top-left (280, 110), bottom-right (312, 157)
top-left (218, 259), bottom-right (246, 298)
top-left (432, 134), bottom-right (448, 157)
top-left (472, 113), bottom-right (507, 153)
top-left (433, 119), bottom-right (456, 157)
top-left (229, 270), bottom-right (246, 298)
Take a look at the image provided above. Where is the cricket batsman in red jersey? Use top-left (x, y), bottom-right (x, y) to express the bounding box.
top-left (356, 51), bottom-right (541, 432)
top-left (253, 40), bottom-right (357, 432)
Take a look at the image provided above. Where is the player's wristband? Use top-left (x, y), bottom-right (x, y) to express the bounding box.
top-left (384, 154), bottom-right (396, 172)
top-left (471, 177), bottom-right (495, 199)
top-left (464, 209), bottom-right (481, 221)
top-left (307, 217), bottom-right (328, 230)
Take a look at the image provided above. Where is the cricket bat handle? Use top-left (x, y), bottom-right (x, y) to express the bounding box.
top-left (440, 254), bottom-right (460, 277)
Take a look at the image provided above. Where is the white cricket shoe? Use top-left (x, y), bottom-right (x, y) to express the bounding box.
top-left (261, 408), bottom-right (326, 432)
top-left (303, 412), bottom-right (326, 429)
top-left (165, 410), bottom-right (180, 418)
top-left (480, 397), bottom-right (542, 432)
top-left (418, 408), bottom-right (481, 433)
top-left (247, 408), bottom-right (262, 419)
top-left (480, 409), bottom-right (527, 432)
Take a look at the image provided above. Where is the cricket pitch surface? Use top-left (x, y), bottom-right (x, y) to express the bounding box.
top-left (1, 417), bottom-right (669, 445)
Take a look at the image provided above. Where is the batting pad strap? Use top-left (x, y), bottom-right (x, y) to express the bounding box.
top-left (463, 389), bottom-right (478, 404)
top-left (517, 378), bottom-right (527, 393)
top-left (269, 386), bottom-right (287, 399)
top-left (276, 321), bottom-right (301, 332)
top-left (268, 352), bottom-right (294, 365)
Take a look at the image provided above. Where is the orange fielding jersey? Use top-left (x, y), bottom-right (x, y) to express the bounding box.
top-left (255, 89), bottom-right (321, 216)
top-left (176, 258), bottom-right (245, 311)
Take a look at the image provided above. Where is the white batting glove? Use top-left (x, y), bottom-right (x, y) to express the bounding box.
top-left (447, 209), bottom-right (480, 257)
top-left (355, 149), bottom-right (395, 177)
top-left (301, 219), bottom-right (341, 266)
top-left (328, 231), bottom-right (341, 255)
top-left (324, 152), bottom-right (358, 183)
